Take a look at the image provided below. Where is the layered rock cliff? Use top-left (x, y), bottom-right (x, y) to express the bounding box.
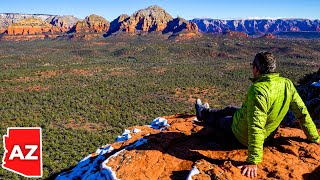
top-left (191, 18), bottom-right (320, 35)
top-left (163, 17), bottom-right (198, 34)
top-left (49, 15), bottom-right (80, 33)
top-left (105, 6), bottom-right (199, 38)
top-left (74, 14), bottom-right (110, 33)
top-left (0, 13), bottom-right (79, 36)
top-left (118, 5), bottom-right (173, 33)
top-left (0, 13), bottom-right (56, 27)
top-left (7, 17), bottom-right (52, 35)
top-left (108, 14), bottom-right (129, 34)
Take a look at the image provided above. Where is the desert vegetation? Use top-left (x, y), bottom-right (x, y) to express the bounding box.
top-left (0, 34), bottom-right (319, 179)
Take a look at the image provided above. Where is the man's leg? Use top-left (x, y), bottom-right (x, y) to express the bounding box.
top-left (201, 106), bottom-right (240, 129)
top-left (199, 104), bottom-right (244, 149)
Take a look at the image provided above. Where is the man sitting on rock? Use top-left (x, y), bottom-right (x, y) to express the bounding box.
top-left (195, 52), bottom-right (320, 178)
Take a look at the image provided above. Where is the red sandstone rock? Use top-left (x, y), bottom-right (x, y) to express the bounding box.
top-left (50, 15), bottom-right (80, 33)
top-left (1, 34), bottom-right (48, 41)
top-left (77, 114), bottom-right (320, 179)
top-left (74, 14), bottom-right (110, 33)
top-left (0, 28), bottom-right (6, 34)
top-left (186, 22), bottom-right (199, 32)
top-left (224, 30), bottom-right (249, 37)
top-left (7, 18), bottom-right (52, 35)
top-left (119, 5), bottom-right (173, 33)
top-left (263, 33), bottom-right (275, 39)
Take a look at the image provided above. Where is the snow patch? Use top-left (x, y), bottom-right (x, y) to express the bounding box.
top-left (150, 117), bottom-right (170, 129)
top-left (186, 166), bottom-right (200, 180)
top-left (116, 129), bottom-right (132, 142)
top-left (80, 145), bottom-right (114, 162)
top-left (132, 128), bottom-right (141, 133)
top-left (57, 124), bottom-right (148, 179)
top-left (101, 166), bottom-right (120, 180)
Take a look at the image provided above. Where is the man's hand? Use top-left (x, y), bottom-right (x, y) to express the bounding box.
top-left (237, 164), bottom-right (258, 178)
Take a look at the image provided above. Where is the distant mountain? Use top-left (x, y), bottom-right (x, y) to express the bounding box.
top-left (0, 13), bottom-right (56, 27)
top-left (1, 7), bottom-right (320, 41)
top-left (107, 5), bottom-right (198, 36)
top-left (0, 6), bottom-right (199, 41)
top-left (190, 19), bottom-right (320, 35)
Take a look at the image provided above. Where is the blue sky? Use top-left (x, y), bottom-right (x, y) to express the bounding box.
top-left (1, 0), bottom-right (319, 20)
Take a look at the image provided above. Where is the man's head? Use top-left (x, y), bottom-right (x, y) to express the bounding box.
top-left (252, 52), bottom-right (276, 78)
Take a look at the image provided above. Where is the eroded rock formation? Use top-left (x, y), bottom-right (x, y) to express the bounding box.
top-left (49, 15), bottom-right (80, 33)
top-left (108, 14), bottom-right (129, 34)
top-left (7, 18), bottom-right (52, 35)
top-left (74, 14), bottom-right (110, 33)
top-left (118, 5), bottom-right (173, 33)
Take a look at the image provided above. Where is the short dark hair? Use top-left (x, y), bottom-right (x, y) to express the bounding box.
top-left (253, 52), bottom-right (276, 74)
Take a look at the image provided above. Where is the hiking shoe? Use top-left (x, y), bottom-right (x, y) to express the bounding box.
top-left (195, 99), bottom-right (204, 120)
top-left (204, 102), bottom-right (210, 109)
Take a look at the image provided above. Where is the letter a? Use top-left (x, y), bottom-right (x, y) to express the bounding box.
top-left (9, 145), bottom-right (24, 160)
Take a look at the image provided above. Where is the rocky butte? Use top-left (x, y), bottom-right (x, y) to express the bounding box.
top-left (106, 5), bottom-right (199, 38)
top-left (74, 14), bottom-right (110, 33)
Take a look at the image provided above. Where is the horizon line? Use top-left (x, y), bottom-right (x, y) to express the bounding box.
top-left (1, 12), bottom-right (319, 22)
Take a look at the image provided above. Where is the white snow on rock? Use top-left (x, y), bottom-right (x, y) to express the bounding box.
top-left (116, 129), bottom-right (132, 142)
top-left (101, 138), bottom-right (148, 179)
top-left (132, 128), bottom-right (141, 133)
top-left (186, 166), bottom-right (200, 180)
top-left (56, 124), bottom-right (149, 179)
top-left (100, 166), bottom-right (120, 180)
top-left (80, 145), bottom-right (114, 162)
top-left (311, 80), bottom-right (320, 87)
top-left (150, 117), bottom-right (170, 129)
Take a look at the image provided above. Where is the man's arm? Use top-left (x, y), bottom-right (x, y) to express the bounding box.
top-left (237, 86), bottom-right (267, 178)
top-left (289, 84), bottom-right (320, 143)
top-left (246, 86), bottom-right (268, 165)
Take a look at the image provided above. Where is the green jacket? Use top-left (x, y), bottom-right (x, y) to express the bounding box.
top-left (231, 73), bottom-right (320, 164)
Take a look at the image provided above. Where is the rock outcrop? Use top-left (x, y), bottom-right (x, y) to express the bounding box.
top-left (7, 18), bottom-right (52, 35)
top-left (163, 17), bottom-right (198, 34)
top-left (0, 28), bottom-right (6, 34)
top-left (262, 33), bottom-right (275, 39)
top-left (106, 6), bottom-right (199, 38)
top-left (74, 14), bottom-right (110, 33)
top-left (107, 14), bottom-right (129, 34)
top-left (49, 15), bottom-right (80, 33)
top-left (191, 18), bottom-right (320, 35)
top-left (118, 5), bottom-right (173, 33)
top-left (223, 29), bottom-right (249, 37)
top-left (0, 13), bottom-right (56, 27)
top-left (55, 115), bottom-right (320, 180)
